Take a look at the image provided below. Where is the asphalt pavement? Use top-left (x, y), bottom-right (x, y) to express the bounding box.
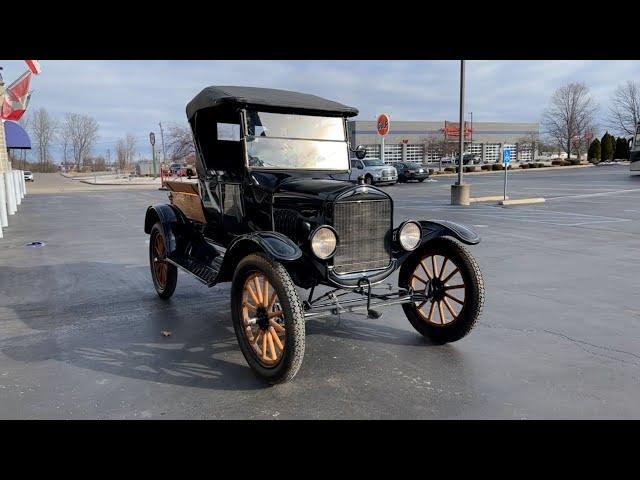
top-left (1, 168), bottom-right (639, 419)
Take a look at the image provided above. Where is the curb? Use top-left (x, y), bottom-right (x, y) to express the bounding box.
top-left (78, 180), bottom-right (161, 186)
top-left (499, 197), bottom-right (546, 206)
top-left (470, 195), bottom-right (508, 203)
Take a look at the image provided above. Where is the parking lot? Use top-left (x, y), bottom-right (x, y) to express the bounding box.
top-left (1, 166), bottom-right (639, 419)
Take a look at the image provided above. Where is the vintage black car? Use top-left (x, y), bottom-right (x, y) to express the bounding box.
top-left (144, 86), bottom-right (485, 384)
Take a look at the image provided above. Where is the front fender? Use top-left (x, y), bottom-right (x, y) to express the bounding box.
top-left (418, 220), bottom-right (480, 245)
top-left (216, 231), bottom-right (302, 283)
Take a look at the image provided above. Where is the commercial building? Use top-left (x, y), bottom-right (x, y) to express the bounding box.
top-left (347, 120), bottom-right (539, 164)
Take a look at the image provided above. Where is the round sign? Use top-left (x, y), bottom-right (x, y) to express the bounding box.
top-left (149, 132), bottom-right (156, 146)
top-left (376, 114), bottom-right (390, 136)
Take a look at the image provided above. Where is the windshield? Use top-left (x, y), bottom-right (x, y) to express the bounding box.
top-left (245, 111), bottom-right (348, 170)
top-left (406, 163), bottom-right (422, 168)
top-left (363, 159), bottom-right (385, 167)
top-left (636, 133), bottom-right (640, 148)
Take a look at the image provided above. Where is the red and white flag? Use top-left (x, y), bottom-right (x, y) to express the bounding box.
top-left (24, 60), bottom-right (41, 75)
top-left (0, 70), bottom-right (33, 121)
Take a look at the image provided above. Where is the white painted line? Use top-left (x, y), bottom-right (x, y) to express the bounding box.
top-left (546, 188), bottom-right (640, 201)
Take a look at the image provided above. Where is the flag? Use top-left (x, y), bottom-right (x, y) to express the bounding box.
top-left (24, 60), bottom-right (41, 75)
top-left (0, 70), bottom-right (33, 121)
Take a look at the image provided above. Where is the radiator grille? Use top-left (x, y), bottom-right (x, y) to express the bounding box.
top-left (332, 199), bottom-right (392, 274)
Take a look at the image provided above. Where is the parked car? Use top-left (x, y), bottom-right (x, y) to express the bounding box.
top-left (144, 86), bottom-right (485, 384)
top-left (395, 162), bottom-right (429, 182)
top-left (23, 171), bottom-right (34, 182)
top-left (169, 162), bottom-right (195, 177)
top-left (349, 158), bottom-right (398, 185)
top-left (453, 154), bottom-right (481, 165)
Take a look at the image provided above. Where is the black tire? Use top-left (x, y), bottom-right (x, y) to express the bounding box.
top-left (398, 237), bottom-right (484, 343)
top-left (364, 174), bottom-right (373, 185)
top-left (149, 223), bottom-right (178, 299)
top-left (231, 253), bottom-right (305, 384)
top-left (418, 178), bottom-right (426, 182)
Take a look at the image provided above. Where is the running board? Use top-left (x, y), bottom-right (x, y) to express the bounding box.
top-left (166, 255), bottom-right (223, 287)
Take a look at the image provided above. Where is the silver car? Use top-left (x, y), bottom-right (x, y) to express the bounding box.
top-left (24, 171), bottom-right (34, 182)
top-left (349, 159), bottom-right (398, 185)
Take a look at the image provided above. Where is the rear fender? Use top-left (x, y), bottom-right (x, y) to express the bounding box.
top-left (144, 204), bottom-right (189, 255)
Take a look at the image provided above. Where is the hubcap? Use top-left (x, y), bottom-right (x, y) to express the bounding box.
top-left (241, 273), bottom-right (286, 366)
top-left (410, 254), bottom-right (466, 325)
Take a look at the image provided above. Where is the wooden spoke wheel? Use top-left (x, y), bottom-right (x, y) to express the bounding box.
top-left (149, 223), bottom-right (177, 299)
top-left (410, 251), bottom-right (466, 326)
top-left (241, 272), bottom-right (287, 367)
top-left (231, 253), bottom-right (305, 384)
top-left (399, 237), bottom-right (485, 344)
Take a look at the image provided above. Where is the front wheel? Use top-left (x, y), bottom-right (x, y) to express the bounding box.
top-left (399, 237), bottom-right (484, 343)
top-left (231, 253), bottom-right (305, 384)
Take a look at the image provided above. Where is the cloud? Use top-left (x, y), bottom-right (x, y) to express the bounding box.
top-left (2, 59), bottom-right (639, 161)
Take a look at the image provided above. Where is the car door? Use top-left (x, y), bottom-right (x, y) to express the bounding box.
top-left (350, 160), bottom-right (364, 181)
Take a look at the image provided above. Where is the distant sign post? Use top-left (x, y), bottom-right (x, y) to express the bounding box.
top-left (149, 132), bottom-right (157, 177)
top-left (502, 148), bottom-right (511, 201)
top-left (377, 114), bottom-right (390, 164)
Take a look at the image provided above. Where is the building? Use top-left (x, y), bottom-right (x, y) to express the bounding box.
top-left (347, 120), bottom-right (540, 164)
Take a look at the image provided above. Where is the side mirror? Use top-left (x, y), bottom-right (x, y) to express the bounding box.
top-left (355, 145), bottom-right (367, 160)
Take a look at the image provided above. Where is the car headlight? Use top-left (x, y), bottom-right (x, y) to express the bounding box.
top-left (310, 226), bottom-right (338, 259)
top-left (399, 221), bottom-right (422, 251)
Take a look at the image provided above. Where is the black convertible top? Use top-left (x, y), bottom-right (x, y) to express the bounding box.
top-left (186, 86), bottom-right (359, 120)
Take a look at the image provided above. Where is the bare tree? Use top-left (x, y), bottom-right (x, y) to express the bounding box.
top-left (62, 113), bottom-right (100, 170)
top-left (542, 83), bottom-right (598, 161)
top-left (116, 139), bottom-right (128, 171)
top-left (608, 80), bottom-right (640, 136)
top-left (27, 107), bottom-right (58, 169)
top-left (125, 133), bottom-right (137, 167)
top-left (165, 123), bottom-right (195, 161)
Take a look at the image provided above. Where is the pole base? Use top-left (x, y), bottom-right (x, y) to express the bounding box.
top-left (451, 183), bottom-right (471, 206)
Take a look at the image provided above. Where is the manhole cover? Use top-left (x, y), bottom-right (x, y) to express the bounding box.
top-left (25, 241), bottom-right (46, 248)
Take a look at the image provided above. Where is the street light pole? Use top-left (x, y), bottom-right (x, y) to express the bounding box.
top-left (450, 60), bottom-right (470, 206)
top-left (457, 60), bottom-right (465, 186)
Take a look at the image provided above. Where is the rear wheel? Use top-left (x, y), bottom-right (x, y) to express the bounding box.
top-left (399, 237), bottom-right (484, 343)
top-left (231, 253), bottom-right (305, 384)
top-left (149, 223), bottom-right (177, 299)
top-left (418, 178), bottom-right (426, 182)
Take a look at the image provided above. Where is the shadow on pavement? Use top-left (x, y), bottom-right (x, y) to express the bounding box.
top-left (1, 261), bottom-right (452, 391)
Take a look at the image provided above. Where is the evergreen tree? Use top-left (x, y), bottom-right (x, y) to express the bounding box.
top-left (601, 132), bottom-right (615, 161)
top-left (588, 138), bottom-right (601, 163)
top-left (614, 137), bottom-right (627, 160)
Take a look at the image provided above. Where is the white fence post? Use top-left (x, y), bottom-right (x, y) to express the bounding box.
top-left (21, 170), bottom-right (26, 197)
top-left (0, 175), bottom-right (7, 228)
top-left (17, 170), bottom-right (24, 199)
top-left (4, 172), bottom-right (16, 215)
top-left (13, 171), bottom-right (22, 206)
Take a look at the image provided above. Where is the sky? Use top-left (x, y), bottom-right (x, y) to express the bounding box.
top-left (2, 60), bottom-right (639, 162)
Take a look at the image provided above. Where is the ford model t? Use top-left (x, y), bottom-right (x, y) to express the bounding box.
top-left (144, 86), bottom-right (485, 384)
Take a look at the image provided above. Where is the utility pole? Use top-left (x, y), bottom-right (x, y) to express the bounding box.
top-left (159, 122), bottom-right (167, 165)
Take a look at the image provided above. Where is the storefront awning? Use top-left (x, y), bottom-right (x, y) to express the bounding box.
top-left (3, 120), bottom-right (31, 149)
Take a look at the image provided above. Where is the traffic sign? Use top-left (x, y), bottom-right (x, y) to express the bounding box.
top-left (377, 114), bottom-right (390, 136)
top-left (149, 132), bottom-right (156, 146)
top-left (503, 149), bottom-right (511, 165)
